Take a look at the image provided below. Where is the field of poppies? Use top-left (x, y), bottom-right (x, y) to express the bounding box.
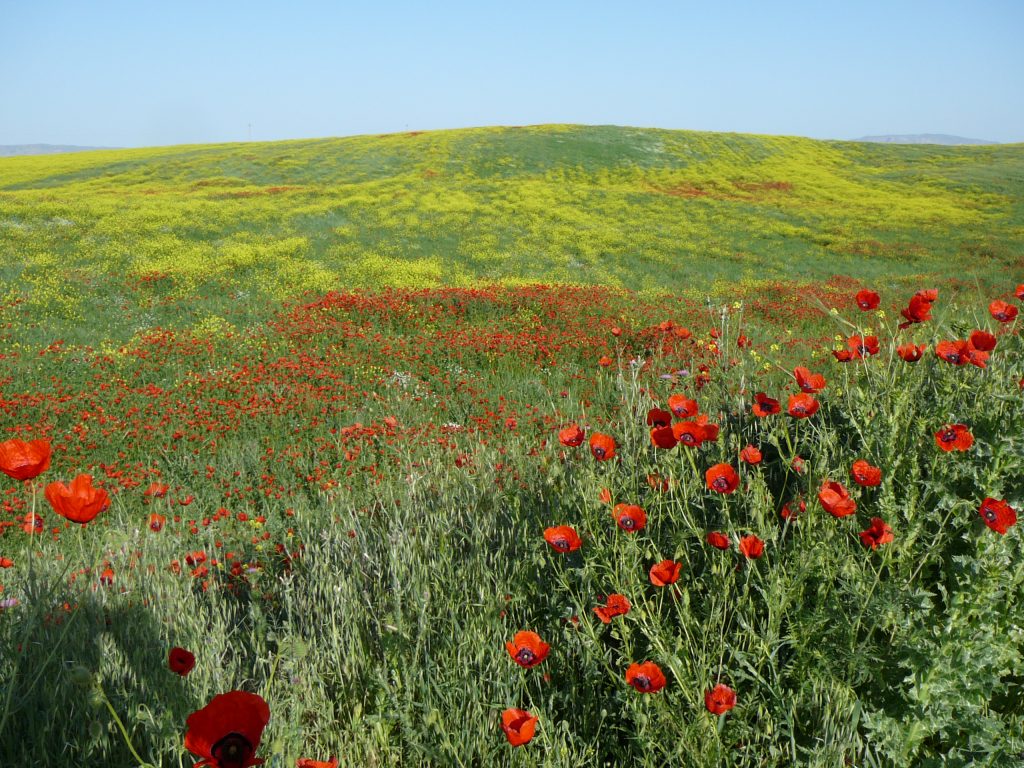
top-left (1, 128), bottom-right (1024, 766)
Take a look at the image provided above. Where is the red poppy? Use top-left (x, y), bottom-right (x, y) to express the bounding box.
top-left (969, 330), bottom-right (997, 352)
top-left (739, 445), bottom-right (762, 465)
top-left (855, 290), bottom-right (880, 311)
top-left (672, 421), bottom-right (704, 448)
top-left (1017, 284), bottom-right (1024, 302)
top-left (978, 497), bottom-right (1017, 535)
top-left (169, 646), bottom-right (196, 676)
top-left (859, 518), bottom-right (894, 549)
top-left (613, 504), bottom-right (647, 533)
top-left (149, 513), bottom-right (166, 532)
top-left (0, 438), bottom-right (52, 481)
top-left (705, 683), bottom-right (737, 714)
top-left (899, 289), bottom-right (937, 328)
top-left (705, 464), bottom-right (739, 494)
top-left (935, 340), bottom-right (970, 366)
top-left (611, 326), bottom-right (622, 337)
top-left (544, 526), bottom-right (582, 553)
top-left (21, 511), bottom-right (43, 534)
top-left (45, 475), bottom-right (110, 524)
top-left (752, 393), bottom-right (780, 417)
top-left (847, 335), bottom-right (880, 359)
top-left (598, 487), bottom-right (612, 504)
top-left (674, 326), bottom-right (692, 339)
top-left (589, 433), bottom-right (617, 461)
top-left (738, 535), bottom-right (764, 559)
top-left (667, 395), bottom-right (699, 419)
top-left (506, 631), bottom-right (549, 668)
top-left (646, 408), bottom-right (672, 428)
top-left (558, 425), bottom-right (584, 448)
top-left (625, 661), bottom-right (666, 693)
top-left (787, 393), bottom-right (819, 419)
top-left (793, 366), bottom-right (826, 393)
top-left (706, 531), bottom-right (730, 550)
top-left (896, 343), bottom-right (927, 362)
top-left (819, 481), bottom-right (856, 518)
top-left (850, 459), bottom-right (882, 487)
top-left (935, 424), bottom-right (973, 452)
top-left (184, 690), bottom-right (270, 768)
top-left (832, 349), bottom-right (855, 363)
top-left (144, 482), bottom-right (170, 498)
top-left (990, 300), bottom-right (1018, 323)
top-left (598, 355), bottom-right (613, 368)
top-left (593, 593), bottom-right (631, 623)
top-left (780, 498), bottom-right (806, 520)
top-left (500, 708), bottom-right (538, 746)
top-left (650, 426), bottom-right (678, 449)
top-left (297, 758), bottom-right (339, 768)
top-left (649, 559), bottom-right (682, 586)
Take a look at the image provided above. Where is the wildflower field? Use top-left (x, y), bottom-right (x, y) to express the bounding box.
top-left (1, 126), bottom-right (1023, 767)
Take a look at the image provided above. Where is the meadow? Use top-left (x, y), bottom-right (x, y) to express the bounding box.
top-left (0, 126), bottom-right (1023, 767)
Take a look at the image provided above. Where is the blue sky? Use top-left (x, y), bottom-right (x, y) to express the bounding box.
top-left (2, 0), bottom-right (1021, 147)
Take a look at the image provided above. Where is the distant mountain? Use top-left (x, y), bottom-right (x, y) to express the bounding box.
top-left (855, 134), bottom-right (998, 146)
top-left (0, 144), bottom-right (115, 157)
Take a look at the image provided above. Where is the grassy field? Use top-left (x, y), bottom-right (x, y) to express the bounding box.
top-left (0, 127), bottom-right (1023, 767)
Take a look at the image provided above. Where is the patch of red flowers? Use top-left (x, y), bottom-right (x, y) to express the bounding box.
top-left (935, 424), bottom-right (973, 452)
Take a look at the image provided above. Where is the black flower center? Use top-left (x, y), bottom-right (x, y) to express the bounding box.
top-left (712, 478), bottom-right (729, 491)
top-left (983, 507), bottom-right (998, 523)
top-left (941, 430), bottom-right (957, 443)
top-left (620, 517), bottom-right (635, 529)
top-left (553, 537), bottom-right (569, 551)
top-left (593, 447), bottom-right (605, 458)
top-left (633, 674), bottom-right (651, 691)
top-left (515, 648), bottom-right (536, 665)
top-left (212, 732), bottom-right (254, 768)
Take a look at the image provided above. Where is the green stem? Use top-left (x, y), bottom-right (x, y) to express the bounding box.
top-left (96, 682), bottom-right (154, 768)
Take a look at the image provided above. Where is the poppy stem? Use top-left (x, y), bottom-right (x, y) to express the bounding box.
top-left (95, 681), bottom-right (155, 767)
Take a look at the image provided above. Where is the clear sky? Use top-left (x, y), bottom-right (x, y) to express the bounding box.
top-left (2, 0), bottom-right (1021, 147)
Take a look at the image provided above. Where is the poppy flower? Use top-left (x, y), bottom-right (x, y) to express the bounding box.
top-left (44, 475), bottom-right (110, 524)
top-left (990, 300), bottom-right (1018, 323)
top-left (589, 433), bottom-right (617, 461)
top-left (506, 631), bottom-right (549, 668)
top-left (625, 661), bottom-right (666, 693)
top-left (611, 326), bottom-right (622, 337)
top-left (672, 421), bottom-right (706, 447)
top-left (819, 481), bottom-right (856, 518)
top-left (667, 395), bottom-right (699, 419)
top-left (558, 425), bottom-right (584, 448)
top-left (832, 349), bottom-right (855, 363)
top-left (149, 513), bottom-right (166, 532)
top-left (706, 464), bottom-right (739, 494)
top-left (859, 518), bottom-right (894, 549)
top-left (780, 498), bottom-right (806, 520)
top-left (978, 497), bottom-right (1017, 535)
top-left (850, 459), bottom-right (882, 487)
top-left (650, 426), bottom-right (678, 449)
top-left (935, 340), bottom-right (970, 366)
top-left (899, 289), bottom-right (937, 328)
top-left (706, 531), bottom-right (730, 550)
top-left (185, 690), bottom-right (270, 768)
top-left (896, 343), bottom-right (927, 362)
top-left (21, 511), bottom-right (43, 534)
top-left (297, 758), bottom-right (338, 768)
top-left (598, 355), bottom-right (613, 368)
top-left (739, 445), bottom-right (762, 465)
top-left (649, 559), bottom-right (682, 586)
top-left (846, 335), bottom-right (879, 359)
top-left (1017, 284), bottom-right (1024, 302)
top-left (855, 290), bottom-right (880, 311)
top-left (935, 424), bottom-right (973, 452)
top-left (544, 526), bottom-right (581, 553)
top-left (598, 487), bottom-right (612, 504)
top-left (793, 367), bottom-right (826, 394)
top-left (787, 393), bottom-right (819, 419)
top-left (969, 330), bottom-right (997, 352)
top-left (674, 326), bottom-right (692, 339)
top-left (0, 557), bottom-right (13, 568)
top-left (500, 708), bottom-right (538, 747)
top-left (752, 393), bottom-right (780, 417)
top-left (0, 438), bottom-right (52, 481)
top-left (705, 684), bottom-right (737, 714)
top-left (144, 482), bottom-right (170, 498)
top-left (593, 593), bottom-right (631, 623)
top-left (168, 646), bottom-right (196, 676)
top-left (646, 408), bottom-right (672, 428)
top-left (738, 535), bottom-right (764, 559)
top-left (613, 504), bottom-right (647, 533)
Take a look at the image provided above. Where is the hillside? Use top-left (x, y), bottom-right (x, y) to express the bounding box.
top-left (1, 124), bottom-right (1022, 341)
